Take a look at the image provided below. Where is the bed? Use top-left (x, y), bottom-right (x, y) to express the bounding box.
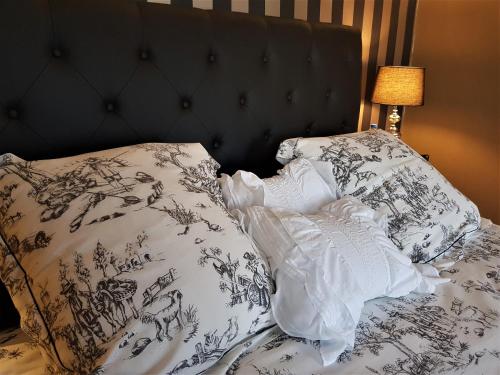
top-left (0, 1), bottom-right (498, 374)
top-left (1, 220), bottom-right (498, 375)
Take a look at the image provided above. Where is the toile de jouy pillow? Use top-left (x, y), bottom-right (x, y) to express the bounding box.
top-left (276, 130), bottom-right (480, 262)
top-left (0, 144), bottom-right (274, 374)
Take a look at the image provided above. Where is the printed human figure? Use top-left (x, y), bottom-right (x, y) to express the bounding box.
top-left (60, 280), bottom-right (107, 348)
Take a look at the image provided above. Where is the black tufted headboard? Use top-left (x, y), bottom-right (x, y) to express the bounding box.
top-left (0, 0), bottom-right (360, 177)
top-left (0, 0), bottom-right (360, 328)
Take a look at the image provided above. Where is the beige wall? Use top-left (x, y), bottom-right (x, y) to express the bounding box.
top-left (403, 0), bottom-right (500, 224)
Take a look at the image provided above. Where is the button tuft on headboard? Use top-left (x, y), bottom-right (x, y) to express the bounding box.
top-left (263, 130), bottom-right (272, 141)
top-left (7, 108), bottom-right (20, 120)
top-left (105, 101), bottom-right (117, 113)
top-left (239, 94), bottom-right (247, 107)
top-left (52, 48), bottom-right (63, 58)
top-left (139, 49), bottom-right (150, 61)
top-left (181, 98), bottom-right (192, 110)
top-left (212, 138), bottom-right (222, 150)
top-left (305, 122), bottom-right (314, 135)
top-left (208, 52), bottom-right (216, 64)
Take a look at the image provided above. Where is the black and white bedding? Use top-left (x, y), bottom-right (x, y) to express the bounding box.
top-left (0, 144), bottom-right (275, 374)
top-left (208, 219), bottom-right (500, 375)
top-left (0, 328), bottom-right (44, 375)
top-left (1, 3), bottom-right (498, 375)
top-left (2, 220), bottom-right (498, 375)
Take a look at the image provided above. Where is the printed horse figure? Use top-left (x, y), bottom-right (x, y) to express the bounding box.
top-left (96, 278), bottom-right (139, 328)
top-left (81, 290), bottom-right (121, 335)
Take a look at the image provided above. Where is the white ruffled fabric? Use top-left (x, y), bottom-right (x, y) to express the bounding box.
top-left (235, 197), bottom-right (449, 365)
top-left (219, 158), bottom-right (339, 214)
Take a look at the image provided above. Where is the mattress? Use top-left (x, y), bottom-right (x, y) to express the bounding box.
top-left (208, 220), bottom-right (500, 375)
top-left (0, 328), bottom-right (44, 375)
top-left (3, 221), bottom-right (499, 375)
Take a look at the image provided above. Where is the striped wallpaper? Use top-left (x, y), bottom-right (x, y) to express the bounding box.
top-left (148, 0), bottom-right (418, 131)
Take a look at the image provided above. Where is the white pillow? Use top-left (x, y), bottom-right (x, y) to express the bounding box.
top-left (235, 196), bottom-right (447, 365)
top-left (218, 158), bottom-right (339, 214)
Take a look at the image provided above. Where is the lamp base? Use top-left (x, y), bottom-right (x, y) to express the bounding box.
top-left (388, 106), bottom-right (401, 138)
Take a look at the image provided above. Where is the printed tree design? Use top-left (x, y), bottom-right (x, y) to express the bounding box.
top-left (0, 183), bottom-right (22, 227)
top-left (136, 231), bottom-right (148, 248)
top-left (340, 295), bottom-right (499, 375)
top-left (198, 248), bottom-right (272, 311)
top-left (151, 198), bottom-right (222, 235)
top-left (125, 242), bottom-right (139, 261)
top-left (353, 131), bottom-right (414, 159)
top-left (410, 244), bottom-right (428, 263)
top-left (351, 166), bottom-right (461, 259)
top-left (462, 279), bottom-right (500, 300)
top-left (20, 290), bottom-right (68, 373)
top-left (461, 228), bottom-right (500, 264)
top-left (74, 252), bottom-right (92, 294)
top-left (93, 242), bottom-right (110, 278)
top-left (21, 303), bottom-right (60, 368)
top-left (17, 262), bottom-right (105, 374)
top-left (137, 144), bottom-right (224, 207)
top-left (199, 247), bottom-right (242, 306)
top-left (0, 245), bottom-right (28, 297)
top-left (152, 199), bottom-right (199, 236)
top-left (461, 264), bottom-right (500, 300)
top-left (354, 132), bottom-right (389, 153)
top-left (107, 231), bottom-right (154, 276)
top-left (358, 167), bottom-right (431, 224)
top-left (319, 138), bottom-right (369, 191)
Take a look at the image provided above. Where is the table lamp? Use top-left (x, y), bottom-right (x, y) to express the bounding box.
top-left (371, 66), bottom-right (425, 138)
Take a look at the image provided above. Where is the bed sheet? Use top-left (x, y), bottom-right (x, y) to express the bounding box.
top-left (0, 327), bottom-right (45, 375)
top-left (207, 221), bottom-right (500, 375)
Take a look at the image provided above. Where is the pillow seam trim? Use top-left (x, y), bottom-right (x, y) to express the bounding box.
top-left (0, 231), bottom-right (69, 371)
top-left (424, 224), bottom-right (480, 264)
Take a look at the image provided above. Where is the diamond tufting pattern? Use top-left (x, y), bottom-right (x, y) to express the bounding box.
top-left (0, 0), bottom-right (361, 177)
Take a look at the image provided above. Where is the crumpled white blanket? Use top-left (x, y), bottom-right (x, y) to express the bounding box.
top-left (235, 197), bottom-right (449, 365)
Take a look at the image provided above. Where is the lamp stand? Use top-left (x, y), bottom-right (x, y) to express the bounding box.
top-left (388, 106), bottom-right (401, 138)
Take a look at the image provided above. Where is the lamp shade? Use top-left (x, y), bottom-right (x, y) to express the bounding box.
top-left (372, 66), bottom-right (425, 106)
